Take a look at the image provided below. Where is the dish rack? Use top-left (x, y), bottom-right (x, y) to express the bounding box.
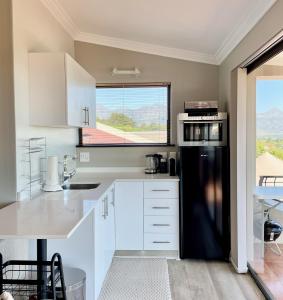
top-left (20, 137), bottom-right (47, 200)
top-left (0, 253), bottom-right (66, 300)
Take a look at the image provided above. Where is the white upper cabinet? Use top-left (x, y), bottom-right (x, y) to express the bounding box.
top-left (29, 52), bottom-right (96, 128)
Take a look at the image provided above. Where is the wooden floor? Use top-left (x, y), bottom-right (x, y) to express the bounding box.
top-left (249, 244), bottom-right (283, 300)
top-left (168, 260), bottom-right (264, 300)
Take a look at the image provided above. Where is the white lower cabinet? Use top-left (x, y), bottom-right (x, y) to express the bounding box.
top-left (46, 187), bottom-right (115, 300)
top-left (143, 181), bottom-right (179, 251)
top-left (94, 196), bottom-right (107, 299)
top-left (95, 186), bottom-right (116, 299)
top-left (105, 187), bottom-right (116, 270)
top-left (114, 180), bottom-right (179, 252)
top-left (144, 233), bottom-right (178, 250)
top-left (144, 216), bottom-right (177, 234)
top-left (144, 198), bottom-right (177, 216)
top-left (115, 181), bottom-right (144, 250)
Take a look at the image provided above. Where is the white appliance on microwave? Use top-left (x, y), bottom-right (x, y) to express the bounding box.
top-left (177, 112), bottom-right (228, 146)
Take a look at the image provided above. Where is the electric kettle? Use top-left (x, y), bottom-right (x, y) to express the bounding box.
top-left (145, 154), bottom-right (160, 174)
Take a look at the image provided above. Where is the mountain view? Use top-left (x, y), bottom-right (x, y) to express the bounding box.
top-left (256, 108), bottom-right (283, 160)
top-left (97, 103), bottom-right (167, 127)
top-left (255, 80), bottom-right (283, 186)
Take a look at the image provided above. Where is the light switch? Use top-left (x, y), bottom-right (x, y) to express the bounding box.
top-left (80, 152), bottom-right (90, 163)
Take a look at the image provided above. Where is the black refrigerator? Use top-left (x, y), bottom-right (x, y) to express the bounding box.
top-left (179, 146), bottom-right (230, 260)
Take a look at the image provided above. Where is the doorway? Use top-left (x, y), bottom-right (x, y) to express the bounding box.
top-left (247, 51), bottom-right (283, 299)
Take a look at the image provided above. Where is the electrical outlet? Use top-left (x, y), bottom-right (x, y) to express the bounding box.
top-left (79, 152), bottom-right (90, 163)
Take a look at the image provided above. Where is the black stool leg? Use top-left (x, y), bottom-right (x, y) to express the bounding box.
top-left (37, 239), bottom-right (47, 299)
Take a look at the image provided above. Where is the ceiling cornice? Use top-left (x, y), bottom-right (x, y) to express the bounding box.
top-left (40, 0), bottom-right (277, 66)
top-left (77, 32), bottom-right (217, 64)
top-left (40, 0), bottom-right (79, 38)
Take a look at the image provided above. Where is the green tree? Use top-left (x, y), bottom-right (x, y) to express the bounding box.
top-left (108, 113), bottom-right (136, 128)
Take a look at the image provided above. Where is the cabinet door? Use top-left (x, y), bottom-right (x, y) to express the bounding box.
top-left (65, 54), bottom-right (96, 128)
top-left (104, 188), bottom-right (115, 271)
top-left (94, 197), bottom-right (107, 299)
top-left (108, 187), bottom-right (116, 255)
top-left (86, 77), bottom-right (96, 128)
top-left (115, 182), bottom-right (143, 250)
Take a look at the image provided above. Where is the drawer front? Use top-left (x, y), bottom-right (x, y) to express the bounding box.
top-left (144, 216), bottom-right (177, 234)
top-left (144, 198), bottom-right (178, 216)
top-left (144, 181), bottom-right (179, 198)
top-left (144, 233), bottom-right (178, 250)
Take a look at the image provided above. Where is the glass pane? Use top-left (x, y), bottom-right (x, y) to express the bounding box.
top-left (256, 79), bottom-right (283, 186)
top-left (249, 78), bottom-right (283, 298)
top-left (82, 86), bottom-right (168, 145)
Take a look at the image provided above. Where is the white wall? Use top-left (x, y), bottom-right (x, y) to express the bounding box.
top-left (12, 0), bottom-right (77, 193)
top-left (0, 0), bottom-right (77, 262)
top-left (219, 0), bottom-right (283, 271)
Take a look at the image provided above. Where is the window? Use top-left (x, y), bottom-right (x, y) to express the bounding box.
top-left (80, 83), bottom-right (171, 146)
top-left (256, 78), bottom-right (283, 186)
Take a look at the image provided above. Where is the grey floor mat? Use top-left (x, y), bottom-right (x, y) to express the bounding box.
top-left (98, 257), bottom-right (172, 300)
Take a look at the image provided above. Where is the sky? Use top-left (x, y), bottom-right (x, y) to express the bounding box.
top-left (256, 79), bottom-right (283, 113)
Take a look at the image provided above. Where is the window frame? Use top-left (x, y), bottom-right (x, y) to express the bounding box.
top-left (78, 82), bottom-right (172, 147)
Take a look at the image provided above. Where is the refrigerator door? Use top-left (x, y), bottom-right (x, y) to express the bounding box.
top-left (179, 146), bottom-right (230, 260)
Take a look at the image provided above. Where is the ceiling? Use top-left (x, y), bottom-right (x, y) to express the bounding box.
top-left (41, 0), bottom-right (276, 64)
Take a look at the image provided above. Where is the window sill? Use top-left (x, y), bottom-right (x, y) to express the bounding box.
top-left (76, 143), bottom-right (176, 148)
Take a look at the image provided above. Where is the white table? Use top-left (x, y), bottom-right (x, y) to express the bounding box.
top-left (254, 187), bottom-right (283, 257)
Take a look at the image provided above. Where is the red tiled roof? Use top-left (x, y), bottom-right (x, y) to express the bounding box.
top-left (83, 128), bottom-right (133, 144)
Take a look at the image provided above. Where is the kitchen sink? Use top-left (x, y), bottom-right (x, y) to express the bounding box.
top-left (62, 183), bottom-right (101, 190)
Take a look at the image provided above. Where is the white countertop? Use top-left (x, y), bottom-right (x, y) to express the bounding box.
top-left (0, 169), bottom-right (179, 240)
top-left (72, 168), bottom-right (179, 183)
top-left (254, 186), bottom-right (283, 201)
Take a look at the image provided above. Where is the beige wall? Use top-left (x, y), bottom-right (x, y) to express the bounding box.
top-left (75, 42), bottom-right (219, 166)
top-left (219, 0), bottom-right (283, 271)
top-left (12, 0), bottom-right (78, 193)
top-left (0, 0), bottom-right (17, 205)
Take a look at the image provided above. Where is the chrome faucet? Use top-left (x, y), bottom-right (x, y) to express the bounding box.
top-left (63, 155), bottom-right (77, 182)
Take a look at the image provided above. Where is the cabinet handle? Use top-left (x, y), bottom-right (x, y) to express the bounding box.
top-left (82, 107), bottom-right (87, 125)
top-left (152, 206), bottom-right (170, 209)
top-left (86, 107), bottom-right (90, 126)
top-left (102, 198), bottom-right (106, 219)
top-left (153, 224), bottom-right (170, 226)
top-left (111, 188), bottom-right (115, 206)
top-left (153, 241), bottom-right (170, 244)
top-left (105, 196), bottom-right (108, 217)
top-left (151, 189), bottom-right (170, 192)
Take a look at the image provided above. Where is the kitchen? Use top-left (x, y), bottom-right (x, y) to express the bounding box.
top-left (0, 0), bottom-right (282, 299)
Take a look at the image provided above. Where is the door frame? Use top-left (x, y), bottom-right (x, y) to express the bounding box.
top-left (230, 68), bottom-right (248, 273)
top-left (232, 30), bottom-right (283, 274)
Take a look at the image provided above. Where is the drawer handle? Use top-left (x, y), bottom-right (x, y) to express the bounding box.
top-left (153, 224), bottom-right (170, 226)
top-left (152, 206), bottom-right (170, 209)
top-left (153, 241), bottom-right (170, 244)
top-left (151, 189), bottom-right (170, 192)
